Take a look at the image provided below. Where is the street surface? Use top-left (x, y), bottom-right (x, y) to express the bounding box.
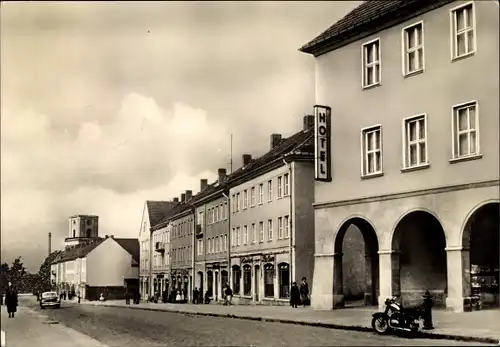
top-left (13, 297), bottom-right (495, 347)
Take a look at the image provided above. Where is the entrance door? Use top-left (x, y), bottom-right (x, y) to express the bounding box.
top-left (215, 272), bottom-right (219, 299)
top-left (254, 265), bottom-right (260, 302)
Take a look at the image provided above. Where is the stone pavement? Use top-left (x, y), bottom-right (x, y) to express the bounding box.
top-left (80, 300), bottom-right (500, 344)
top-left (0, 304), bottom-right (108, 347)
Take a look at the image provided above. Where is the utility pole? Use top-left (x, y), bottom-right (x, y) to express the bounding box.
top-left (48, 232), bottom-right (52, 256)
top-left (229, 133), bottom-right (233, 173)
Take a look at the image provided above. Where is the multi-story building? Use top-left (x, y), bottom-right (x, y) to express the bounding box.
top-left (228, 117), bottom-right (316, 305)
top-left (168, 191), bottom-right (196, 301)
top-left (138, 200), bottom-right (177, 299)
top-left (51, 216), bottom-right (139, 300)
top-left (193, 169), bottom-right (230, 302)
top-left (300, 0), bottom-right (499, 312)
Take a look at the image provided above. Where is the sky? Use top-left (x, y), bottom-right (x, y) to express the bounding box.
top-left (0, 1), bottom-right (360, 272)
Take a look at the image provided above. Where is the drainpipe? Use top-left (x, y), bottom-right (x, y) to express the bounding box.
top-left (222, 192), bottom-right (230, 287)
top-left (282, 156), bottom-right (294, 287)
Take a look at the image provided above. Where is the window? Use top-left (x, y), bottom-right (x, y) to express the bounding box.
top-left (243, 265), bottom-right (252, 296)
top-left (215, 236), bottom-right (219, 253)
top-left (243, 190), bottom-right (248, 209)
top-left (264, 263), bottom-right (274, 298)
top-left (219, 235), bottom-right (223, 253)
top-left (236, 193), bottom-right (240, 212)
top-left (212, 208), bottom-right (215, 224)
top-left (231, 228), bottom-right (236, 247)
top-left (267, 219), bottom-right (273, 241)
top-left (243, 225), bottom-right (248, 245)
top-left (215, 206), bottom-right (219, 222)
top-left (259, 222), bottom-right (264, 242)
top-left (232, 265), bottom-right (241, 295)
top-left (237, 227), bottom-right (241, 246)
top-left (267, 180), bottom-right (273, 201)
top-left (258, 184), bottom-right (264, 204)
top-left (197, 211), bottom-right (204, 225)
top-left (197, 239), bottom-right (203, 255)
top-left (224, 234), bottom-right (227, 251)
top-left (224, 202), bottom-right (228, 219)
top-left (284, 215), bottom-right (290, 239)
top-left (250, 187), bottom-right (256, 207)
top-left (451, 3), bottom-right (475, 59)
top-left (362, 39), bottom-right (381, 88)
top-left (231, 195), bottom-right (236, 213)
top-left (361, 126), bottom-right (383, 176)
top-left (277, 177), bottom-right (282, 198)
top-left (251, 223), bottom-right (256, 244)
top-left (283, 173), bottom-right (289, 196)
top-left (452, 101), bottom-right (479, 159)
top-left (278, 263), bottom-right (290, 299)
top-left (278, 217), bottom-right (283, 239)
top-left (403, 114), bottom-right (428, 169)
top-left (403, 22), bottom-right (424, 75)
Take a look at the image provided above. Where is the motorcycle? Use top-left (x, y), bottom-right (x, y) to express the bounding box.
top-left (372, 296), bottom-right (425, 335)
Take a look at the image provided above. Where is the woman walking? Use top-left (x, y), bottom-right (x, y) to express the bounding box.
top-left (5, 282), bottom-right (18, 318)
top-left (299, 277), bottom-right (310, 307)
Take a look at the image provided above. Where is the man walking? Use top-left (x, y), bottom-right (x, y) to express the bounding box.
top-left (299, 277), bottom-right (310, 307)
top-left (224, 283), bottom-right (233, 306)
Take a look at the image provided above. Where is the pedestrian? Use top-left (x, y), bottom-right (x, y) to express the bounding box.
top-left (5, 282), bottom-right (18, 318)
top-left (193, 288), bottom-right (199, 304)
top-left (299, 277), bottom-right (310, 307)
top-left (204, 290), bottom-right (210, 304)
top-left (290, 282), bottom-right (300, 308)
top-left (125, 290), bottom-right (130, 305)
top-left (224, 284), bottom-right (233, 306)
top-left (198, 289), bottom-right (203, 304)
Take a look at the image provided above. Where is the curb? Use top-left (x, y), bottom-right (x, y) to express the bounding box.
top-left (85, 303), bottom-right (500, 345)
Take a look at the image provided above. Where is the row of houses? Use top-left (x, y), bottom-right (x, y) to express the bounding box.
top-left (139, 116), bottom-right (316, 305)
top-left (140, 0), bottom-right (499, 312)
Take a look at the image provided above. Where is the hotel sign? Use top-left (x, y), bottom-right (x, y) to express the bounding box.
top-left (314, 105), bottom-right (332, 182)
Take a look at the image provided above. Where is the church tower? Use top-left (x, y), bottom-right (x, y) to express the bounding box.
top-left (65, 215), bottom-right (100, 247)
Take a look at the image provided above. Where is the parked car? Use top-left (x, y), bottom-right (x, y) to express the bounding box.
top-left (40, 291), bottom-right (61, 309)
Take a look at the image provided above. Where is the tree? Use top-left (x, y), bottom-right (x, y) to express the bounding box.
top-left (0, 262), bottom-right (9, 292)
top-left (37, 251), bottom-right (61, 292)
top-left (9, 257), bottom-right (27, 289)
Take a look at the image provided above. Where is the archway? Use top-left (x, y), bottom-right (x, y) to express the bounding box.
top-left (463, 202), bottom-right (499, 308)
top-left (333, 217), bottom-right (379, 308)
top-left (392, 210), bottom-right (447, 307)
top-left (197, 271), bottom-right (204, 294)
top-left (221, 270), bottom-right (228, 290)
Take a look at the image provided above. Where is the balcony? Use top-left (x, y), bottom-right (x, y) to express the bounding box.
top-left (195, 224), bottom-right (203, 238)
top-left (155, 242), bottom-right (165, 253)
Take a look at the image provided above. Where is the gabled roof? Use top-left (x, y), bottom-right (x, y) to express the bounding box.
top-left (226, 127), bottom-right (314, 185)
top-left (146, 200), bottom-right (178, 226)
top-left (151, 202), bottom-right (193, 231)
top-left (299, 0), bottom-right (454, 56)
top-left (51, 239), bottom-right (104, 264)
top-left (113, 238), bottom-right (140, 263)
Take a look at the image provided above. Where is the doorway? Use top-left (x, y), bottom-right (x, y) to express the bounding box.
top-left (254, 265), bottom-right (260, 302)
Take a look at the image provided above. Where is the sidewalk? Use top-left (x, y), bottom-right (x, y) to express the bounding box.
top-left (0, 305), bottom-right (107, 347)
top-left (81, 300), bottom-right (500, 344)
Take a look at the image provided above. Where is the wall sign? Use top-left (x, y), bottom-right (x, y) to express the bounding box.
top-left (314, 105), bottom-right (332, 182)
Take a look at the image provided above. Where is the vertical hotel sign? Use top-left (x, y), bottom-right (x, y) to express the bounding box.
top-left (314, 105), bottom-right (331, 182)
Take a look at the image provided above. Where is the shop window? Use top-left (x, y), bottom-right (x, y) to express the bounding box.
top-left (243, 265), bottom-right (252, 296)
top-left (232, 265), bottom-right (241, 295)
top-left (264, 263), bottom-right (274, 298)
top-left (278, 263), bottom-right (290, 298)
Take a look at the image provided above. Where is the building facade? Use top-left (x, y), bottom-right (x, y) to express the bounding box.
top-left (150, 223), bottom-right (171, 296)
top-left (300, 0), bottom-right (499, 312)
top-left (228, 119), bottom-right (316, 305)
top-left (138, 200), bottom-right (177, 300)
top-left (168, 192), bottom-right (195, 301)
top-left (193, 170), bottom-right (230, 302)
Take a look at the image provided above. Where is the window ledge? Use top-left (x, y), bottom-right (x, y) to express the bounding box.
top-left (240, 295), bottom-right (252, 299)
top-left (403, 69), bottom-right (424, 79)
top-left (361, 172), bottom-right (384, 180)
top-left (362, 82), bottom-right (381, 91)
top-left (451, 51), bottom-right (475, 62)
top-left (401, 163), bottom-right (430, 173)
top-left (449, 154), bottom-right (483, 164)
top-left (262, 297), bottom-right (275, 301)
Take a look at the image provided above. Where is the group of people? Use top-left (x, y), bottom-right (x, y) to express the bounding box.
top-left (1, 282), bottom-right (19, 318)
top-left (290, 277), bottom-right (310, 308)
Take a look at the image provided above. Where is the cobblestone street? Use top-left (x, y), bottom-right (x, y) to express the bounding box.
top-left (18, 298), bottom-right (496, 347)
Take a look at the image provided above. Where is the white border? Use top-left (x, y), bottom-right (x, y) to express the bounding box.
top-left (401, 113), bottom-right (429, 169)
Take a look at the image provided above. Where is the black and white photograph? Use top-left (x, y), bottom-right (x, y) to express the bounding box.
top-left (1, 0), bottom-right (499, 346)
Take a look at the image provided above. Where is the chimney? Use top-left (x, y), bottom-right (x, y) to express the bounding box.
top-left (173, 197), bottom-right (179, 203)
top-left (270, 134), bottom-right (282, 149)
top-left (200, 179), bottom-right (208, 192)
top-left (185, 190), bottom-right (193, 201)
top-left (303, 115), bottom-right (315, 130)
top-left (48, 232), bottom-right (52, 256)
top-left (105, 235), bottom-right (109, 239)
top-left (218, 168), bottom-right (227, 183)
top-left (181, 193), bottom-right (186, 203)
top-left (242, 154), bottom-right (252, 166)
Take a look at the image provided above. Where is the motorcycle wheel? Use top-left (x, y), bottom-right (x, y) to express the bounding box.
top-left (372, 316), bottom-right (390, 334)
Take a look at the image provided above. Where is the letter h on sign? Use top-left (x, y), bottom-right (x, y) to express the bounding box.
top-left (314, 105), bottom-right (332, 182)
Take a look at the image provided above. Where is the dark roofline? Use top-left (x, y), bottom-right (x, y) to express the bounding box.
top-left (70, 214), bottom-right (98, 218)
top-left (299, 0), bottom-right (453, 57)
top-left (150, 203), bottom-right (194, 231)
